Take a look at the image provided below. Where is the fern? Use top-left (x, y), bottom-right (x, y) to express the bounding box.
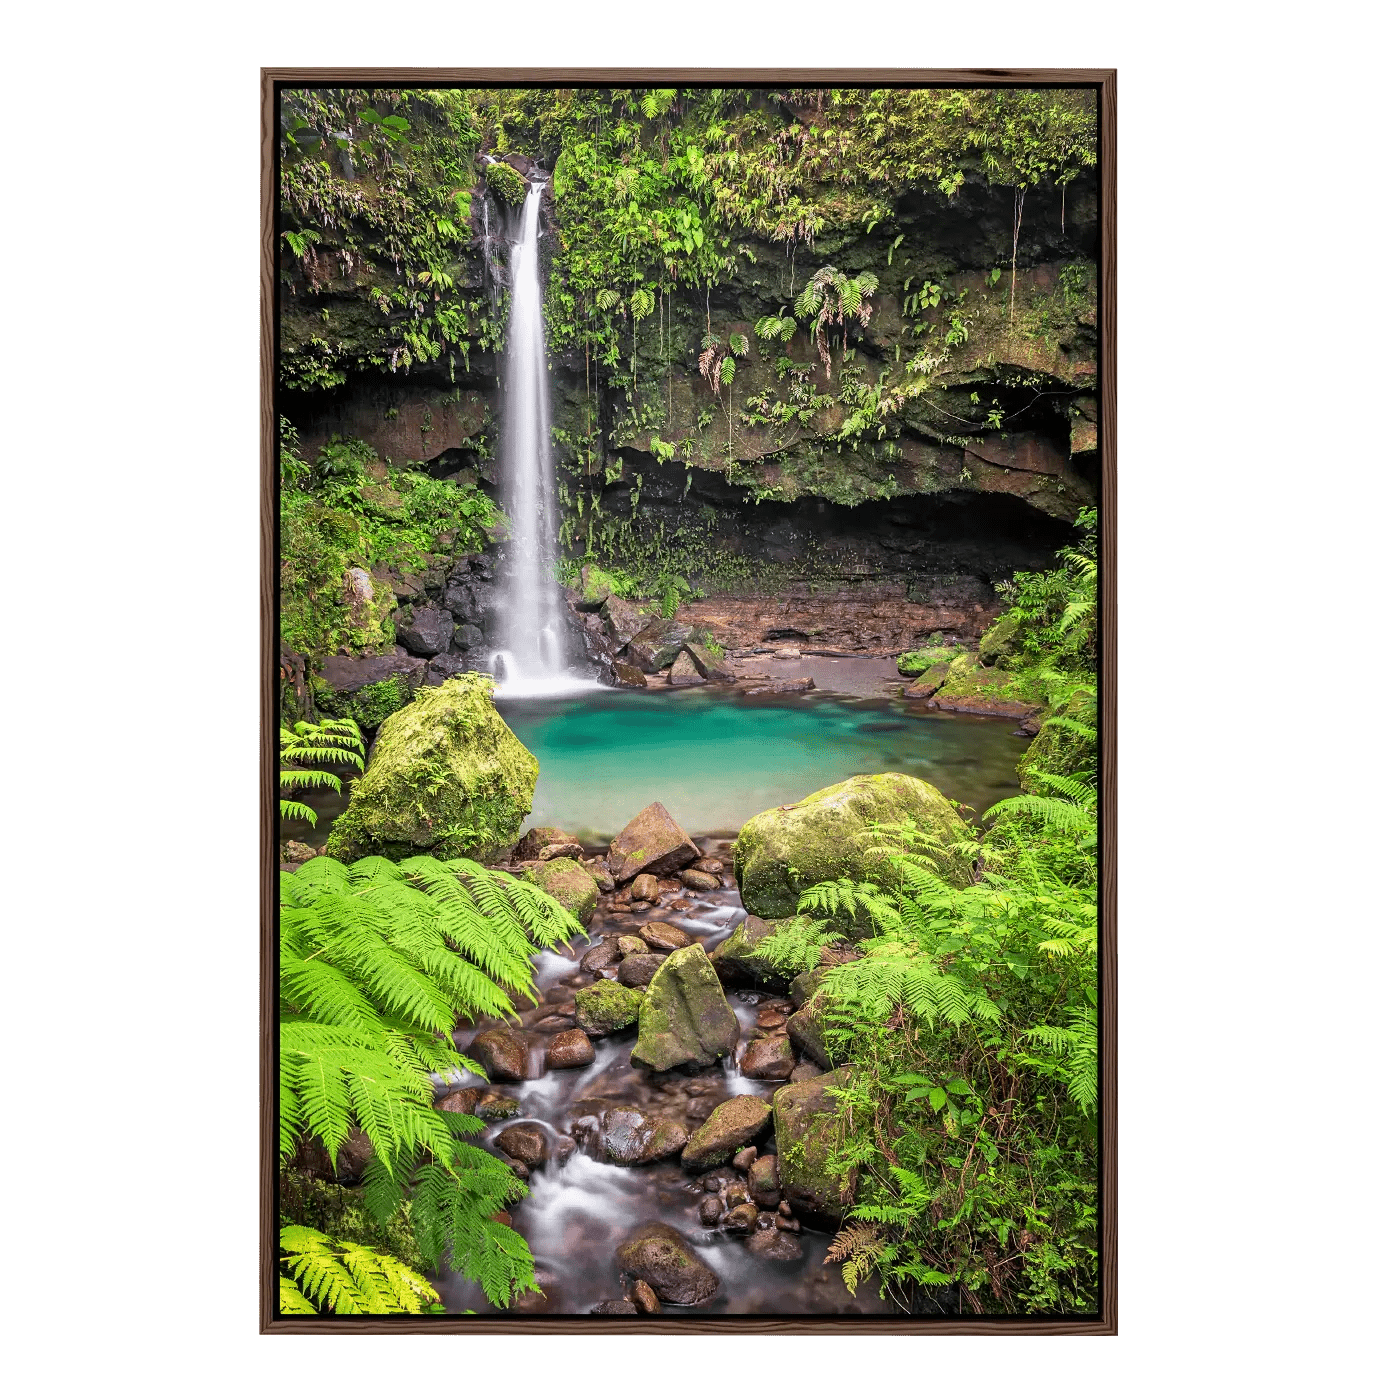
top-left (280, 854), bottom-right (574, 1308)
top-left (280, 718), bottom-right (365, 828)
top-left (279, 1226), bottom-right (441, 1315)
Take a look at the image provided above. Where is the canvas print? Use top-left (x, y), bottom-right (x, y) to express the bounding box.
top-left (273, 80), bottom-right (1103, 1322)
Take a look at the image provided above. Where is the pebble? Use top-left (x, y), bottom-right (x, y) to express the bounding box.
top-left (734, 1145), bottom-right (758, 1171)
top-left (632, 1279), bottom-right (662, 1314)
top-left (631, 874), bottom-right (660, 902)
top-left (699, 1196), bottom-right (723, 1226)
top-left (680, 869), bottom-right (721, 891)
top-left (693, 858), bottom-right (724, 876)
top-left (703, 1176), bottom-right (722, 1193)
top-left (721, 1203), bottom-right (759, 1235)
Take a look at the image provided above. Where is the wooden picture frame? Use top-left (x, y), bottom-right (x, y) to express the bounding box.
top-left (261, 67), bottom-right (1115, 1335)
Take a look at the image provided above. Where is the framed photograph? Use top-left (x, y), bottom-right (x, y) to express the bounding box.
top-left (262, 68), bottom-right (1115, 1334)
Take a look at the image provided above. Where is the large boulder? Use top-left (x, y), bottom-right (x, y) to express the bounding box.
top-left (397, 604), bottom-right (455, 657)
top-left (313, 646), bottom-right (426, 731)
top-left (600, 595), bottom-right (647, 652)
top-left (732, 774), bottom-right (973, 927)
top-left (574, 981), bottom-right (644, 1036)
top-left (325, 673), bottom-right (537, 862)
top-left (570, 1101), bottom-right (689, 1166)
top-left (623, 615), bottom-right (695, 673)
top-left (710, 915), bottom-right (796, 990)
top-left (667, 648), bottom-right (706, 686)
top-left (616, 1222), bottom-right (720, 1307)
top-left (680, 1096), bottom-right (773, 1171)
top-left (607, 802), bottom-right (700, 883)
top-left (632, 945), bottom-right (739, 1072)
top-left (684, 642), bottom-right (737, 683)
top-left (772, 1068), bottom-right (858, 1227)
top-left (520, 857), bottom-right (598, 922)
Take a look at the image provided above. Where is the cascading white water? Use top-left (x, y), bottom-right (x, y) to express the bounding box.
top-left (487, 179), bottom-right (598, 698)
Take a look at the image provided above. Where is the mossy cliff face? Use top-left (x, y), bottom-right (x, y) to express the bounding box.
top-left (326, 673), bottom-right (537, 861)
top-left (733, 773), bottom-right (974, 928)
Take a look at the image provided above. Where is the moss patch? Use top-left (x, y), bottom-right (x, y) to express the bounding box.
top-left (575, 980), bottom-right (644, 1035)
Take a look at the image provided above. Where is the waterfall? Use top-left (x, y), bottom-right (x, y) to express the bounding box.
top-left (487, 179), bottom-right (597, 698)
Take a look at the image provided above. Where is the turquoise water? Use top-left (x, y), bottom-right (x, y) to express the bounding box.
top-left (497, 688), bottom-right (1028, 842)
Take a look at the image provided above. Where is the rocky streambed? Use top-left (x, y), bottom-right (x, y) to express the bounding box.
top-left (429, 802), bottom-right (893, 1316)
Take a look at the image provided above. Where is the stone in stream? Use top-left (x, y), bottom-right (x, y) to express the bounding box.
top-left (570, 1102), bottom-right (688, 1166)
top-left (624, 615), bottom-right (695, 673)
top-left (617, 936), bottom-right (649, 956)
top-left (785, 997), bottom-right (836, 1070)
top-left (545, 1029), bottom-right (595, 1070)
top-left (520, 857), bottom-right (598, 922)
top-left (772, 1068), bottom-right (859, 1227)
top-left (667, 648), bottom-right (707, 686)
top-left (732, 773), bottom-right (974, 929)
top-left (756, 1004), bottom-right (790, 1029)
top-left (617, 953), bottom-right (668, 988)
top-left (580, 939), bottom-right (623, 974)
top-left (630, 873), bottom-right (661, 903)
top-left (710, 914), bottom-right (793, 991)
top-left (631, 1279), bottom-right (663, 1315)
top-left (699, 1196), bottom-right (723, 1226)
top-left (434, 1086), bottom-right (483, 1117)
top-left (748, 1154), bottom-right (781, 1208)
top-left (721, 1203), bottom-right (760, 1235)
top-left (537, 841), bottom-right (586, 862)
top-left (746, 1225), bottom-right (803, 1261)
top-left (681, 1095), bottom-right (773, 1171)
top-left (584, 859), bottom-right (616, 892)
top-left (514, 826), bottom-right (577, 861)
top-left (679, 869), bottom-right (721, 891)
top-left (470, 1027), bottom-right (530, 1082)
top-left (476, 1092), bottom-right (520, 1120)
top-left (639, 922), bottom-right (691, 952)
top-left (692, 857), bottom-right (725, 876)
top-left (590, 1300), bottom-right (640, 1315)
top-left (733, 1145), bottom-right (758, 1172)
top-left (631, 944), bottom-right (740, 1072)
top-left (607, 802), bottom-right (701, 884)
top-left (326, 674), bottom-right (536, 863)
top-left (574, 981), bottom-right (644, 1036)
top-left (495, 1124), bottom-right (549, 1170)
top-left (616, 1222), bottom-right (721, 1307)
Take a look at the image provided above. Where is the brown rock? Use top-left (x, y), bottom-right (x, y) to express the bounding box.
top-left (631, 873), bottom-right (661, 903)
top-left (721, 1203), bottom-right (760, 1235)
top-left (618, 953), bottom-right (668, 988)
top-left (724, 1182), bottom-right (750, 1209)
top-left (632, 1279), bottom-right (662, 1315)
top-left (613, 662), bottom-right (648, 688)
top-left (495, 1124), bottom-right (548, 1169)
top-left (617, 935), bottom-right (649, 955)
top-left (756, 1005), bottom-right (789, 1030)
top-left (741, 1034), bottom-right (796, 1080)
top-left (538, 841), bottom-right (586, 862)
top-left (514, 826), bottom-right (577, 861)
top-left (434, 1086), bottom-right (483, 1116)
top-left (734, 1145), bottom-right (758, 1171)
top-left (470, 1027), bottom-right (530, 1082)
top-left (667, 648), bottom-right (707, 686)
top-left (591, 1300), bottom-right (640, 1315)
top-left (639, 922), bottom-right (691, 951)
top-left (693, 858), bottom-right (724, 876)
top-left (572, 1102), bottom-right (689, 1166)
top-left (584, 860), bottom-right (616, 892)
top-left (749, 1154), bottom-right (781, 1208)
top-left (680, 869), bottom-right (721, 891)
top-left (747, 1225), bottom-right (803, 1260)
top-left (580, 939), bottom-right (622, 973)
top-left (608, 802), bottom-right (701, 883)
top-left (545, 1029), bottom-right (596, 1070)
top-left (681, 1095), bottom-right (773, 1170)
top-left (616, 1222), bottom-right (721, 1306)
top-left (699, 1195), bottom-right (723, 1226)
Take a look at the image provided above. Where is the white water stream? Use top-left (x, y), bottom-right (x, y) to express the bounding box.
top-left (488, 178), bottom-right (601, 699)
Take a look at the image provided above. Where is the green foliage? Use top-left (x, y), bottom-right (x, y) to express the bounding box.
top-left (279, 1226), bottom-right (441, 1315)
top-left (280, 718), bottom-right (365, 826)
top-left (794, 266), bottom-right (879, 377)
top-left (994, 507), bottom-right (1098, 677)
top-left (486, 161), bottom-right (528, 206)
top-left (280, 854), bottom-right (580, 1307)
top-left (794, 769), bottom-right (1099, 1312)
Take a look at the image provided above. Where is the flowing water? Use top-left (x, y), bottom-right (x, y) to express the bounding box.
top-left (487, 179), bottom-right (596, 698)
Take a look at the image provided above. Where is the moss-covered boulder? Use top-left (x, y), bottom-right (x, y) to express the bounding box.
top-left (977, 612), bottom-right (1022, 668)
top-left (732, 773), bottom-right (974, 927)
top-left (326, 673), bottom-right (537, 861)
top-left (930, 652), bottom-right (1040, 721)
top-left (574, 981), bottom-right (644, 1036)
top-left (606, 801), bottom-right (700, 883)
top-left (616, 1222), bottom-right (720, 1306)
top-left (710, 915), bottom-right (787, 990)
top-left (520, 858), bottom-right (598, 922)
top-left (785, 996), bottom-right (835, 1070)
top-left (681, 1095), bottom-right (773, 1171)
top-left (632, 944), bottom-right (740, 1072)
top-left (1018, 685), bottom-right (1097, 789)
top-left (896, 640), bottom-right (958, 678)
top-left (313, 647), bottom-right (426, 732)
top-left (772, 1068), bottom-right (858, 1226)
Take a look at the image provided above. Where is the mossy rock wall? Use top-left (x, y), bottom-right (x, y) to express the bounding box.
top-left (326, 672), bottom-right (537, 861)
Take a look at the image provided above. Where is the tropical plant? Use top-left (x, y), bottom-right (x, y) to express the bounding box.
top-left (793, 266), bottom-right (879, 377)
top-left (279, 1226), bottom-right (441, 1315)
top-left (280, 718), bottom-right (365, 826)
top-left (279, 854), bottom-right (580, 1310)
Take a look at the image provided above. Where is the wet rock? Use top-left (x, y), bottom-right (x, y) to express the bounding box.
top-left (608, 802), bottom-right (701, 884)
top-left (734, 1146), bottom-right (758, 1172)
top-left (693, 858), bottom-right (725, 876)
top-left (575, 980), bottom-right (644, 1035)
top-left (773, 1068), bottom-right (859, 1226)
top-left (773, 645), bottom-right (801, 660)
top-left (572, 1102), bottom-right (689, 1166)
top-left (397, 604), bottom-right (454, 657)
top-left (515, 823), bottom-right (574, 856)
top-left (600, 595), bottom-right (647, 652)
top-left (533, 1014), bottom-right (575, 1033)
top-left (710, 914), bottom-right (794, 991)
top-left (723, 1182), bottom-right (750, 1209)
top-left (617, 935), bottom-right (649, 955)
top-left (684, 643), bottom-right (737, 683)
top-left (427, 651), bottom-right (471, 684)
top-left (631, 1279), bottom-right (663, 1315)
top-left (681, 1095), bottom-right (773, 1170)
top-left (749, 1154), bottom-right (781, 1208)
top-left (471, 1027), bottom-right (530, 1082)
top-left (785, 998), bottom-right (835, 1070)
top-left (778, 1199), bottom-right (793, 1216)
top-left (667, 648), bottom-right (707, 686)
top-left (699, 1196), bottom-right (723, 1226)
top-left (544, 985), bottom-right (575, 1004)
top-left (476, 1093), bottom-right (520, 1120)
top-left (613, 661), bottom-right (648, 689)
top-left (628, 901), bottom-right (652, 914)
top-left (722, 1203), bottom-right (760, 1235)
top-left (632, 944), bottom-right (740, 1072)
top-left (703, 1175), bottom-right (723, 1193)
top-left (283, 840), bottom-right (318, 865)
top-left (584, 860), bottom-right (617, 892)
top-left (639, 922), bottom-right (691, 952)
top-left (630, 873), bottom-right (661, 903)
top-left (733, 774), bottom-right (974, 928)
top-left (679, 869), bottom-right (720, 891)
top-left (580, 939), bottom-right (623, 974)
top-left (756, 1004), bottom-right (790, 1030)
top-left (520, 857), bottom-right (598, 922)
top-left (591, 1300), bottom-right (640, 1315)
top-left (618, 952), bottom-right (668, 988)
top-left (434, 1086), bottom-right (483, 1116)
top-left (545, 1029), bottom-right (595, 1070)
top-left (537, 841), bottom-right (586, 862)
top-left (556, 1138), bottom-right (575, 1162)
top-left (495, 1124), bottom-right (548, 1169)
top-left (789, 967), bottom-right (829, 1009)
top-left (616, 1222), bottom-right (720, 1307)
top-left (747, 1226), bottom-right (803, 1261)
top-left (451, 621), bottom-right (485, 651)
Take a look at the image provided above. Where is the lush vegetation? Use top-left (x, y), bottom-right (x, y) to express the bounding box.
top-left (279, 717), bottom-right (364, 826)
top-left (279, 853), bottom-right (580, 1311)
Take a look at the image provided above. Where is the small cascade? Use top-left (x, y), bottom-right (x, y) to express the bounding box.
top-left (488, 174), bottom-right (599, 698)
